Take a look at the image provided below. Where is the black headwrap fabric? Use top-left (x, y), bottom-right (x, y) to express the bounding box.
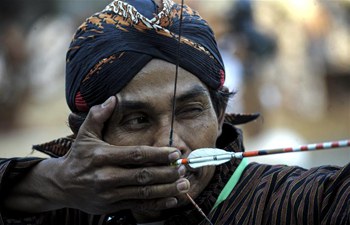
top-left (66, 0), bottom-right (225, 112)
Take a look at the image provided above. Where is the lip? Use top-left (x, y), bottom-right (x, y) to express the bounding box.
top-left (184, 166), bottom-right (201, 180)
top-left (185, 166), bottom-right (193, 174)
top-left (185, 163), bottom-right (198, 173)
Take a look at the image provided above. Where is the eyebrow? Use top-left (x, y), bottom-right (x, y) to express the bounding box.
top-left (119, 101), bottom-right (153, 112)
top-left (174, 85), bottom-right (209, 105)
top-left (119, 85), bottom-right (209, 111)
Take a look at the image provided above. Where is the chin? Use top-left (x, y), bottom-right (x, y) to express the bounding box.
top-left (176, 166), bottom-right (215, 207)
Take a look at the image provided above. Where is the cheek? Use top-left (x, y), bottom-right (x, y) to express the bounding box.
top-left (180, 115), bottom-right (219, 149)
top-left (104, 129), bottom-right (155, 146)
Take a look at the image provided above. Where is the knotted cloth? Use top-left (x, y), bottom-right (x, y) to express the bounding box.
top-left (66, 0), bottom-right (225, 112)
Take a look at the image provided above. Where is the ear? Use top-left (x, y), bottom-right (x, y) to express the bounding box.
top-left (217, 106), bottom-right (226, 137)
top-left (216, 86), bottom-right (229, 137)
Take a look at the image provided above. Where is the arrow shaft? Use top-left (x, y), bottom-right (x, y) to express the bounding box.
top-left (243, 140), bottom-right (350, 157)
top-left (175, 139), bottom-right (350, 168)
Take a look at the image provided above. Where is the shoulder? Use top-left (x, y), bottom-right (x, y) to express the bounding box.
top-left (211, 163), bottom-right (350, 224)
top-left (240, 162), bottom-right (350, 190)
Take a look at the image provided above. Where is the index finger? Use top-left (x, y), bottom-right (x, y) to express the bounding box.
top-left (93, 146), bottom-right (181, 166)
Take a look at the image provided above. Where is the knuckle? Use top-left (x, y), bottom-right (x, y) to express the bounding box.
top-left (91, 150), bottom-right (106, 166)
top-left (135, 168), bottom-right (153, 185)
top-left (129, 147), bottom-right (146, 163)
top-left (138, 186), bottom-right (153, 199)
top-left (98, 192), bottom-right (113, 204)
top-left (93, 172), bottom-right (111, 192)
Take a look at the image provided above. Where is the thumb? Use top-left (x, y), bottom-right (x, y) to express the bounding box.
top-left (77, 96), bottom-right (117, 139)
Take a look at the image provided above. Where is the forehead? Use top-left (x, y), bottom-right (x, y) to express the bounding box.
top-left (118, 59), bottom-right (209, 100)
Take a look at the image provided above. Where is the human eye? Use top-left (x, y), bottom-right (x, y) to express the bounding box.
top-left (176, 103), bottom-right (205, 119)
top-left (121, 113), bottom-right (150, 130)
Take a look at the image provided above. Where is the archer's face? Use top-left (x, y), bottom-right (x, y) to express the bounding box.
top-left (104, 59), bottom-right (222, 207)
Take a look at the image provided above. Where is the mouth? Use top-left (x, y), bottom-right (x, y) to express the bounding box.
top-left (185, 163), bottom-right (198, 172)
top-left (184, 166), bottom-right (201, 182)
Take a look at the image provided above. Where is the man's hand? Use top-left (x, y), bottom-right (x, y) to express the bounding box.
top-left (57, 96), bottom-right (189, 214)
top-left (4, 96), bottom-right (189, 214)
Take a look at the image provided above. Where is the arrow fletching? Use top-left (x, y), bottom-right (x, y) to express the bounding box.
top-left (174, 148), bottom-right (239, 168)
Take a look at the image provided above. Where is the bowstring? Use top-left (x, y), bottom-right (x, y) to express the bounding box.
top-left (169, 1), bottom-right (214, 224)
top-left (169, 0), bottom-right (185, 147)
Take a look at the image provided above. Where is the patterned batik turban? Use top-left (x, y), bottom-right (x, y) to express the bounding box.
top-left (66, 0), bottom-right (225, 112)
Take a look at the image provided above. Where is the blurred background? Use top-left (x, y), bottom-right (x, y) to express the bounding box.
top-left (0, 0), bottom-right (349, 168)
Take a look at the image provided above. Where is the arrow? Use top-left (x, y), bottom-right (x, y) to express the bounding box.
top-left (174, 139), bottom-right (350, 168)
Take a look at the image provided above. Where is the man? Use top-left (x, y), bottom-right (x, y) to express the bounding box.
top-left (1, 0), bottom-right (349, 224)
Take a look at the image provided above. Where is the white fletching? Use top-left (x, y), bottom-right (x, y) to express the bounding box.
top-left (187, 148), bottom-right (234, 168)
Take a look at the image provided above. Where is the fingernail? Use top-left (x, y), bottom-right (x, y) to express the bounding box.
top-left (178, 165), bottom-right (186, 177)
top-left (168, 151), bottom-right (180, 162)
top-left (166, 198), bottom-right (178, 208)
top-left (177, 179), bottom-right (190, 193)
top-left (102, 96), bottom-right (113, 108)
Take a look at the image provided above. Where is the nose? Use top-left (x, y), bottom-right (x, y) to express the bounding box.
top-left (153, 125), bottom-right (190, 156)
